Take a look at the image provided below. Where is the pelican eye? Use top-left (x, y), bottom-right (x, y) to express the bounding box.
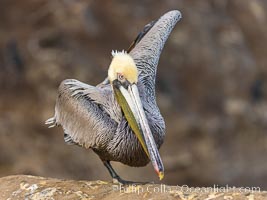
top-left (118, 73), bottom-right (125, 82)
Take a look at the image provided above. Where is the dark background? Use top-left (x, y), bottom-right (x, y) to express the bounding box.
top-left (1, 0), bottom-right (267, 189)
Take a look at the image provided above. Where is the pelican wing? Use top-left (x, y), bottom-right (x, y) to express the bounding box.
top-left (98, 10), bottom-right (181, 88)
top-left (46, 79), bottom-right (121, 149)
top-left (129, 10), bottom-right (181, 95)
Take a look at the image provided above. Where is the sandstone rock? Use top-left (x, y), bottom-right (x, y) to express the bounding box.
top-left (0, 175), bottom-right (266, 200)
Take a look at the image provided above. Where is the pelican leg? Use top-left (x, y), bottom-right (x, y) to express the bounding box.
top-left (103, 161), bottom-right (134, 185)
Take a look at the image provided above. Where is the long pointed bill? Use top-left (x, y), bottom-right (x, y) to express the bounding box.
top-left (113, 81), bottom-right (164, 180)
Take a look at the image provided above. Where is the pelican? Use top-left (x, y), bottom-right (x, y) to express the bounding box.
top-left (46, 10), bottom-right (181, 184)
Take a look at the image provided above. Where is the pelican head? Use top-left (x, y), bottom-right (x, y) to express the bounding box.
top-left (108, 50), bottom-right (138, 85)
top-left (108, 50), bottom-right (164, 180)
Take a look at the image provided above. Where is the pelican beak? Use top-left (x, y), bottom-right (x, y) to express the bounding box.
top-left (112, 80), bottom-right (164, 180)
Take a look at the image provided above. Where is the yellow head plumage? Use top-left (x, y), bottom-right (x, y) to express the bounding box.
top-left (108, 50), bottom-right (138, 84)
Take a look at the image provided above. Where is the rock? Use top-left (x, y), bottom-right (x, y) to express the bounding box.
top-left (0, 175), bottom-right (266, 200)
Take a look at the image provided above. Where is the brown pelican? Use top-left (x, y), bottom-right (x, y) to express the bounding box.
top-left (46, 10), bottom-right (181, 184)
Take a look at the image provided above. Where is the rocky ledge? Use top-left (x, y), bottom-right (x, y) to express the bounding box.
top-left (0, 175), bottom-right (266, 200)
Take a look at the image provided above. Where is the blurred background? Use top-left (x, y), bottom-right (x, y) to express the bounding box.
top-left (1, 0), bottom-right (267, 189)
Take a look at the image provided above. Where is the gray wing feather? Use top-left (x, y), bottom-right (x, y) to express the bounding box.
top-left (130, 10), bottom-right (181, 96)
top-left (47, 79), bottom-right (120, 149)
top-left (64, 133), bottom-right (77, 145)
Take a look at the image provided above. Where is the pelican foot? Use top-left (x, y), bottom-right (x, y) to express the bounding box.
top-left (112, 176), bottom-right (150, 185)
top-left (103, 161), bottom-right (150, 185)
